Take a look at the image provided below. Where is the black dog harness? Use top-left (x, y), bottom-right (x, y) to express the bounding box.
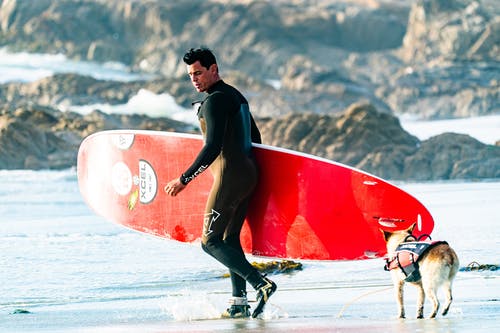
top-left (384, 236), bottom-right (448, 282)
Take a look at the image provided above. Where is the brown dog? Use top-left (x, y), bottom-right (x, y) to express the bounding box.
top-left (382, 225), bottom-right (459, 319)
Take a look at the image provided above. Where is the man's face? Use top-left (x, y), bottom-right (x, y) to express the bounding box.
top-left (187, 61), bottom-right (218, 92)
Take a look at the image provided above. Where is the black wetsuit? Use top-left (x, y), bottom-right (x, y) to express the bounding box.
top-left (180, 80), bottom-right (264, 297)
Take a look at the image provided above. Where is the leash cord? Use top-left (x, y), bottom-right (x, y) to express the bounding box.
top-left (336, 286), bottom-right (393, 318)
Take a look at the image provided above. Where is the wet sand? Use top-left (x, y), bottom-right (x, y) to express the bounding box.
top-left (51, 272), bottom-right (499, 333)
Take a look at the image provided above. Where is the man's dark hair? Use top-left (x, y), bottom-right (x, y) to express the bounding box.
top-left (183, 47), bottom-right (217, 69)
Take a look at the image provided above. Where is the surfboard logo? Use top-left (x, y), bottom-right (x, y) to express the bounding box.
top-left (111, 162), bottom-right (133, 196)
top-left (112, 133), bottom-right (135, 150)
top-left (128, 189), bottom-right (139, 211)
top-left (203, 209), bottom-right (220, 236)
top-left (136, 160), bottom-right (157, 204)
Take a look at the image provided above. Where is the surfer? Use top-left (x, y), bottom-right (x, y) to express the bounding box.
top-left (164, 47), bottom-right (276, 318)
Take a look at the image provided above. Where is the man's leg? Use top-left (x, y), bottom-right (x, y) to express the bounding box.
top-left (202, 162), bottom-right (276, 317)
top-left (224, 200), bottom-right (251, 298)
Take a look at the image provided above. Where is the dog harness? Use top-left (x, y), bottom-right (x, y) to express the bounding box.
top-left (384, 240), bottom-right (448, 282)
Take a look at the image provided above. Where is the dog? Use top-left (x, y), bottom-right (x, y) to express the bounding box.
top-left (382, 224), bottom-right (459, 319)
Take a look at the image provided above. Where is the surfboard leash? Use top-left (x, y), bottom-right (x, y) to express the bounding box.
top-left (336, 286), bottom-right (393, 318)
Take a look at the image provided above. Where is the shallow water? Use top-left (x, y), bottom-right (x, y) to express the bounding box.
top-left (0, 170), bottom-right (498, 332)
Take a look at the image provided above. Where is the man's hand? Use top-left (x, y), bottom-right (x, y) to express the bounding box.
top-left (164, 178), bottom-right (186, 196)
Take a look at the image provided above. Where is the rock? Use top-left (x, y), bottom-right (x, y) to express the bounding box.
top-left (1, 0), bottom-right (498, 120)
top-left (0, 110), bottom-right (72, 169)
top-left (0, 103), bottom-right (193, 170)
top-left (403, 133), bottom-right (500, 180)
top-left (0, 74), bottom-right (155, 108)
top-left (378, 61), bottom-right (500, 119)
top-left (279, 55), bottom-right (392, 114)
top-left (222, 259), bottom-right (303, 278)
top-left (1, 101), bottom-right (498, 180)
top-left (259, 102), bottom-right (419, 179)
top-left (334, 4), bottom-right (408, 51)
top-left (401, 0), bottom-right (499, 63)
top-left (0, 0), bottom-right (409, 117)
top-left (0, 0), bottom-right (407, 75)
top-left (0, 72), bottom-right (272, 115)
top-left (382, 0), bottom-right (500, 119)
top-left (258, 102), bottom-right (500, 180)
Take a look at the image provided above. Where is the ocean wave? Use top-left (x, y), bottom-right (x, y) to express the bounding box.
top-left (0, 48), bottom-right (154, 84)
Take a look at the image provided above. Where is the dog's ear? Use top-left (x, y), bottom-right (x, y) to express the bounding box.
top-left (380, 229), bottom-right (392, 241)
top-left (407, 223), bottom-right (417, 234)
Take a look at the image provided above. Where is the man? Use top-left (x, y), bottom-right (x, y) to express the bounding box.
top-left (164, 47), bottom-right (276, 318)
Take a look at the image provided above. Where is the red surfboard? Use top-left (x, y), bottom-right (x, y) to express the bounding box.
top-left (77, 130), bottom-right (434, 260)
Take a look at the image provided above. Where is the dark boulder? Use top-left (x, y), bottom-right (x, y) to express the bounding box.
top-left (0, 103), bottom-right (193, 170)
top-left (258, 102), bottom-right (500, 180)
top-left (403, 133), bottom-right (500, 180)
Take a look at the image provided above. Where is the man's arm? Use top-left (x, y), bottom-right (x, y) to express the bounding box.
top-left (180, 92), bottom-right (228, 185)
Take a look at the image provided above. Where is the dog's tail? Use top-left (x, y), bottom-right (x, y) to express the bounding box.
top-left (447, 247), bottom-right (460, 280)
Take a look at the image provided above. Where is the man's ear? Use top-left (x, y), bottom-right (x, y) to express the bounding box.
top-left (210, 63), bottom-right (219, 74)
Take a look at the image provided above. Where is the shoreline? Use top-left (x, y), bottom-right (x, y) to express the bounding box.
top-left (3, 274), bottom-right (498, 333)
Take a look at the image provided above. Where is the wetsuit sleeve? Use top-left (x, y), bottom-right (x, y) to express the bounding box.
top-left (180, 92), bottom-right (228, 185)
top-left (250, 114), bottom-right (262, 144)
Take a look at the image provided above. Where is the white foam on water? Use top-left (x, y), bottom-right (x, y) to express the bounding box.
top-left (0, 48), bottom-right (153, 83)
top-left (67, 88), bottom-right (197, 124)
top-left (160, 290), bottom-right (222, 321)
top-left (400, 114), bottom-right (500, 145)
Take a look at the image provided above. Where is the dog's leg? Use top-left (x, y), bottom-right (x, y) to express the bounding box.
top-left (441, 280), bottom-right (453, 316)
top-left (416, 283), bottom-right (425, 319)
top-left (425, 285), bottom-right (440, 318)
top-left (394, 279), bottom-right (405, 318)
top-left (442, 248), bottom-right (459, 316)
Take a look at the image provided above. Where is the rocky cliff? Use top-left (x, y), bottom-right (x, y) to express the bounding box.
top-left (1, 0), bottom-right (498, 118)
top-left (259, 103), bottom-right (500, 180)
top-left (0, 0), bottom-right (499, 179)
